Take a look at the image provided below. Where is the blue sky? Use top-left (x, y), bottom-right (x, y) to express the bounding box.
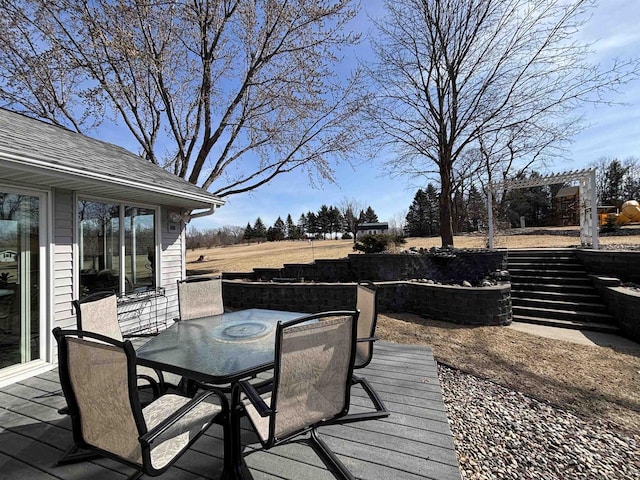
top-left (187, 0), bottom-right (640, 231)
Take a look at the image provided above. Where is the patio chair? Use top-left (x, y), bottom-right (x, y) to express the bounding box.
top-left (176, 276), bottom-right (223, 321)
top-left (72, 291), bottom-right (168, 397)
top-left (53, 328), bottom-right (228, 480)
top-left (232, 311), bottom-right (360, 480)
top-left (344, 281), bottom-right (390, 423)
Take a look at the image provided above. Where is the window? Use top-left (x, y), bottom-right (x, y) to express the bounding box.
top-left (78, 200), bottom-right (157, 298)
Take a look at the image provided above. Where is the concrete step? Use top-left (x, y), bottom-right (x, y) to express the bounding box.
top-left (510, 275), bottom-right (593, 286)
top-left (512, 305), bottom-right (615, 324)
top-left (512, 297), bottom-right (609, 314)
top-left (507, 250), bottom-right (580, 264)
top-left (508, 248), bottom-right (577, 255)
top-left (510, 282), bottom-right (598, 295)
top-left (507, 260), bottom-right (582, 269)
top-left (507, 257), bottom-right (583, 268)
top-left (512, 315), bottom-right (620, 334)
top-left (511, 289), bottom-right (602, 304)
top-left (509, 268), bottom-right (588, 278)
top-left (507, 253), bottom-right (581, 265)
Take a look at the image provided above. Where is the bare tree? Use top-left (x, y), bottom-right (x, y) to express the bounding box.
top-left (0, 0), bottom-right (369, 197)
top-left (367, 0), bottom-right (639, 246)
top-left (337, 197), bottom-right (365, 243)
top-left (388, 209), bottom-right (407, 236)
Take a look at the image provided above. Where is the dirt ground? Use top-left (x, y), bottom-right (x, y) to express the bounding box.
top-left (376, 313), bottom-right (640, 436)
top-left (188, 229), bottom-right (640, 435)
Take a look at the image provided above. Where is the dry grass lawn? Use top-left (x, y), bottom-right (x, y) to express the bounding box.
top-left (186, 229), bottom-right (640, 274)
top-left (187, 229), bottom-right (640, 435)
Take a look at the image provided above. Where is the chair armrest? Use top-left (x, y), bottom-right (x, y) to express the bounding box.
top-left (136, 373), bottom-right (161, 399)
top-left (139, 389), bottom-right (226, 448)
top-left (239, 380), bottom-right (273, 417)
top-left (357, 336), bottom-right (378, 343)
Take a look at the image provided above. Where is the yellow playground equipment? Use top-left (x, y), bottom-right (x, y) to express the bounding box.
top-left (598, 200), bottom-right (640, 225)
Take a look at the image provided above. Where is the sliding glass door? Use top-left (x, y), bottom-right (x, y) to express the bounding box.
top-left (0, 191), bottom-right (42, 370)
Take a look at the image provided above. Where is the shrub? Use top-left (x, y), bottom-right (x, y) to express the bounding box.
top-left (353, 234), bottom-right (406, 253)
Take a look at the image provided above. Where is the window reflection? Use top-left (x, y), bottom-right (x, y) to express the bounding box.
top-left (78, 201), bottom-right (121, 297)
top-left (0, 192), bottom-right (40, 369)
top-left (124, 207), bottom-right (156, 292)
top-left (78, 201), bottom-right (157, 298)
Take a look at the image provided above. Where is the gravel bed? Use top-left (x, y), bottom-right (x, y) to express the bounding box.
top-left (438, 365), bottom-right (640, 480)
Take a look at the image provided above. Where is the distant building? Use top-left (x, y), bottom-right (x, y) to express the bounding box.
top-left (356, 222), bottom-right (389, 238)
top-left (554, 186), bottom-right (579, 226)
top-left (0, 250), bottom-right (17, 263)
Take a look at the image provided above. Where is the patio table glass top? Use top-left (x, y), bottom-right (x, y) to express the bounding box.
top-left (136, 308), bottom-right (305, 384)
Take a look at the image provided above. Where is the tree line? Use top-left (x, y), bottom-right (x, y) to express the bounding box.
top-left (242, 204), bottom-right (379, 243)
top-left (404, 157), bottom-right (640, 236)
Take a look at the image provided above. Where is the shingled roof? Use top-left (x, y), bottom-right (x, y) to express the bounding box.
top-left (0, 108), bottom-right (223, 209)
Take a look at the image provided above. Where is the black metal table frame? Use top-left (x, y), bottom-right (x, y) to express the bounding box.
top-left (136, 308), bottom-right (305, 479)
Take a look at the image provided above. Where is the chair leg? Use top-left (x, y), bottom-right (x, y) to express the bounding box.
top-left (57, 443), bottom-right (102, 466)
top-left (310, 429), bottom-right (355, 480)
top-left (326, 374), bottom-right (390, 425)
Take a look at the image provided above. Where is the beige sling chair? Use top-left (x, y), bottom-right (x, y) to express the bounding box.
top-left (58, 291), bottom-right (179, 464)
top-left (343, 281), bottom-right (390, 423)
top-left (73, 291), bottom-right (171, 396)
top-left (174, 276), bottom-right (228, 395)
top-left (176, 276), bottom-right (224, 321)
top-left (232, 311), bottom-right (361, 480)
top-left (53, 327), bottom-right (228, 480)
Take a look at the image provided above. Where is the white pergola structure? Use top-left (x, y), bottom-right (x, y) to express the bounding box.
top-left (486, 168), bottom-right (598, 249)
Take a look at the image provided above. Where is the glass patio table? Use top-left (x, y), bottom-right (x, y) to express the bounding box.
top-left (136, 308), bottom-right (305, 385)
top-left (136, 308), bottom-right (306, 479)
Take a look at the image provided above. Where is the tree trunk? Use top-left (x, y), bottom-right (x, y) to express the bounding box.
top-left (439, 162), bottom-right (455, 247)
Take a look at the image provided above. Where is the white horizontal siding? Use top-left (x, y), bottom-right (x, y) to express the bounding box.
top-left (51, 189), bottom-right (76, 364)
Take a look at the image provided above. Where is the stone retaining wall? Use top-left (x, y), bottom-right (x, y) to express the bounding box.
top-left (576, 250), bottom-right (640, 283)
top-left (590, 275), bottom-right (640, 343)
top-left (222, 280), bottom-right (512, 326)
top-left (225, 250), bottom-right (508, 284)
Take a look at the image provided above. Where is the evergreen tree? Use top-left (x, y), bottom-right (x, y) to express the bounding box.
top-left (297, 213), bottom-right (308, 237)
top-left (269, 217), bottom-right (286, 241)
top-left (328, 206), bottom-right (343, 239)
top-left (286, 214), bottom-right (298, 240)
top-left (602, 159), bottom-right (629, 208)
top-left (504, 173), bottom-right (552, 227)
top-left (306, 212), bottom-right (318, 238)
top-left (316, 205), bottom-right (330, 238)
top-left (361, 206), bottom-right (379, 223)
top-left (424, 184), bottom-right (440, 235)
top-left (242, 222), bottom-right (254, 242)
top-left (253, 217), bottom-right (267, 240)
top-left (405, 189), bottom-right (428, 236)
top-left (405, 186), bottom-right (440, 237)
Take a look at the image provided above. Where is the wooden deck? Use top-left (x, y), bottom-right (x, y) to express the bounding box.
top-left (0, 341), bottom-right (461, 480)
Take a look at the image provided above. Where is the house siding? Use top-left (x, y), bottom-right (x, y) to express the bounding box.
top-left (52, 189), bottom-right (76, 333)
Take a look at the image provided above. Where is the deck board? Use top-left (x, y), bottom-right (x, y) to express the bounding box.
top-left (0, 341), bottom-right (461, 480)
